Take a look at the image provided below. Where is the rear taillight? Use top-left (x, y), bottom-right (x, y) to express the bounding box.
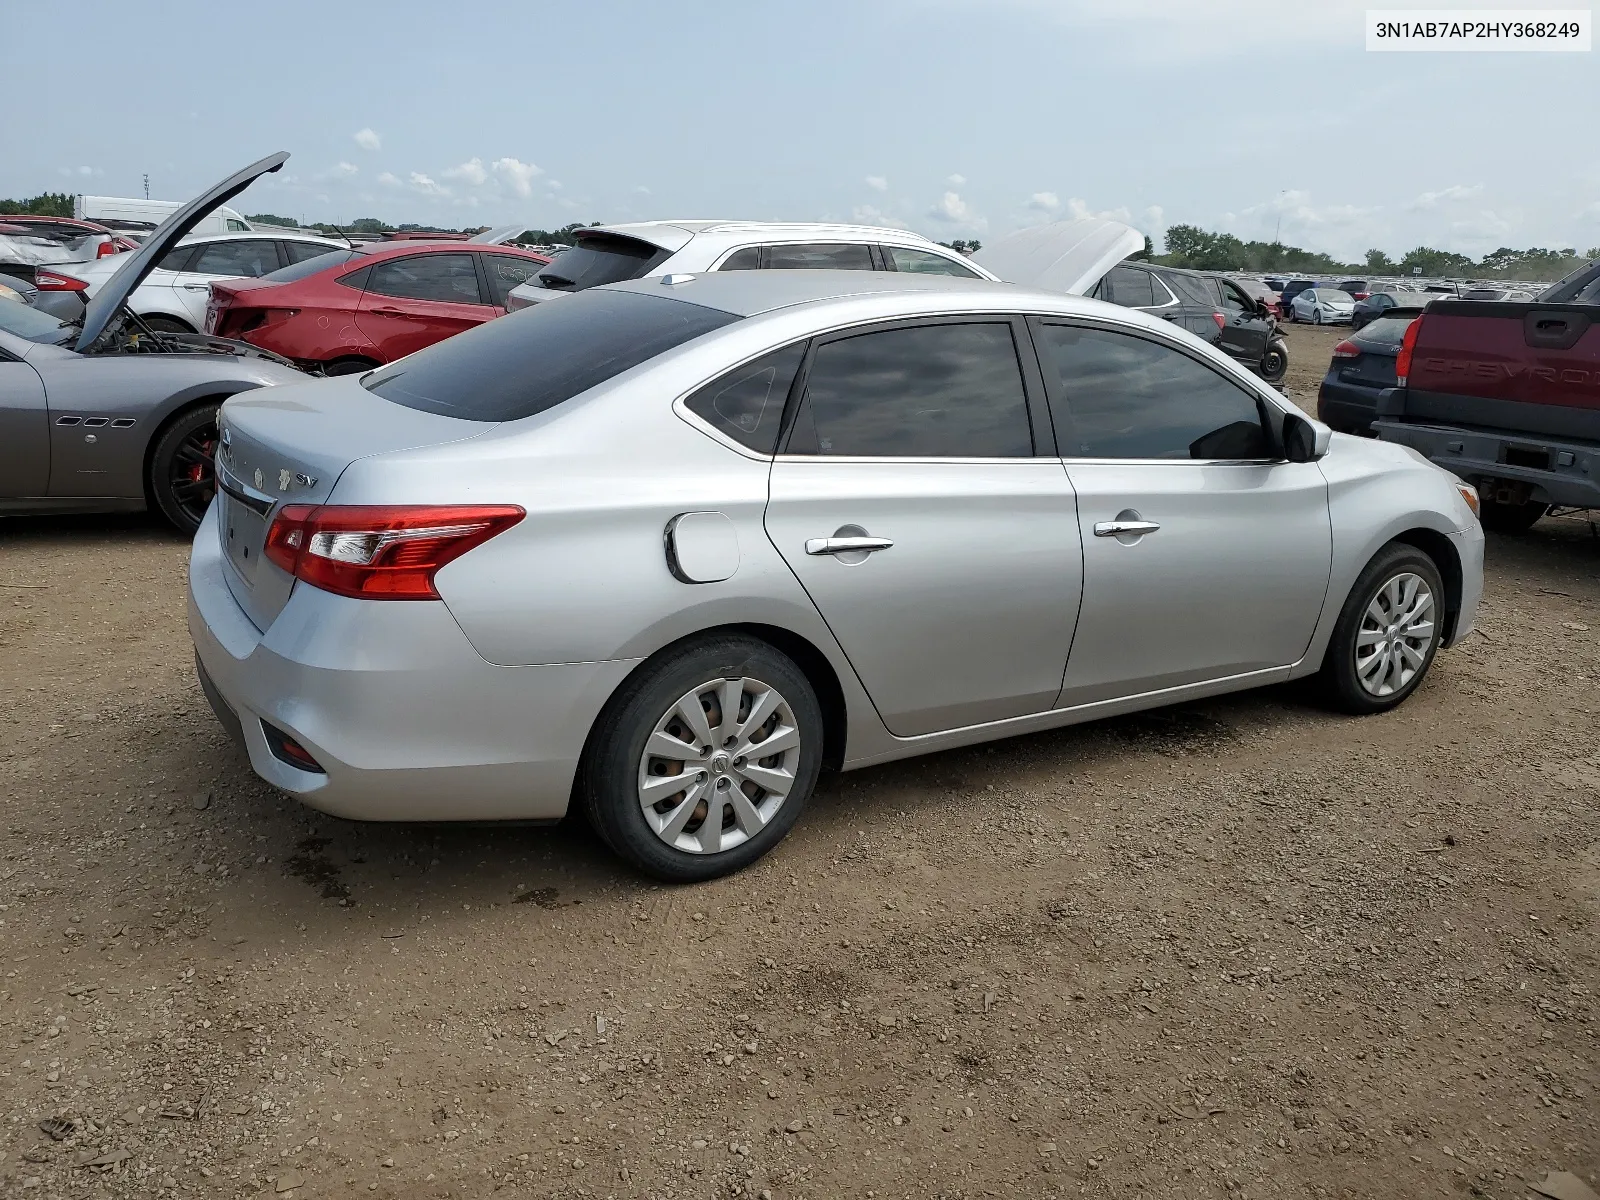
top-left (264, 504), bottom-right (524, 600)
top-left (236, 308), bottom-right (298, 334)
top-left (1211, 311), bottom-right (1225, 331)
top-left (34, 269), bottom-right (88, 291)
top-left (1331, 339), bottom-right (1361, 359)
top-left (95, 240), bottom-right (118, 259)
top-left (1395, 316), bottom-right (1423, 386)
top-left (1352, 292), bottom-right (1369, 300)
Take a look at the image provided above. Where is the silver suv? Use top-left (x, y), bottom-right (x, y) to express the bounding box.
top-left (503, 221), bottom-right (995, 310)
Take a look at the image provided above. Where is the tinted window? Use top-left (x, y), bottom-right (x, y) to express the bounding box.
top-left (1100, 266), bottom-right (1155, 307)
top-left (718, 247), bottom-right (761, 271)
top-left (1217, 280), bottom-right (1251, 313)
top-left (363, 290), bottom-right (740, 422)
top-left (763, 243), bottom-right (874, 271)
top-left (226, 218), bottom-right (250, 232)
top-left (1166, 272), bottom-right (1219, 307)
top-left (337, 265), bottom-right (371, 291)
top-left (261, 249), bottom-right (362, 283)
top-left (481, 253), bottom-right (541, 307)
top-left (788, 322), bottom-right (1032, 458)
top-left (157, 246), bottom-right (199, 272)
top-left (684, 343), bottom-right (805, 453)
top-left (886, 246), bottom-right (980, 277)
top-left (1355, 316), bottom-right (1416, 347)
top-left (284, 240), bottom-right (339, 264)
top-left (366, 253), bottom-right (483, 304)
top-left (1035, 324), bottom-right (1270, 460)
top-left (190, 239), bottom-right (282, 277)
top-left (532, 235), bottom-right (670, 291)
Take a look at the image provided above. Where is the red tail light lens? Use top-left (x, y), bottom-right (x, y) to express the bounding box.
top-left (1352, 292), bottom-right (1370, 300)
top-left (95, 240), bottom-right (118, 259)
top-left (1331, 339), bottom-right (1361, 359)
top-left (1395, 316), bottom-right (1423, 386)
top-left (34, 269), bottom-right (88, 291)
top-left (264, 504), bottom-right (524, 600)
top-left (1211, 311), bottom-right (1225, 331)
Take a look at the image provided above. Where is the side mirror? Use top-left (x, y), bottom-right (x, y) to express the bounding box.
top-left (1283, 412), bottom-right (1332, 462)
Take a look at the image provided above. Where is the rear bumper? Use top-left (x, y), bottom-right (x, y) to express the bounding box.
top-left (187, 502), bottom-right (638, 822)
top-left (1375, 419), bottom-right (1600, 509)
top-left (1317, 375), bottom-right (1385, 433)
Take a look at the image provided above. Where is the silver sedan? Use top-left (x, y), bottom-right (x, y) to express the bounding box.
top-left (189, 270), bottom-right (1484, 882)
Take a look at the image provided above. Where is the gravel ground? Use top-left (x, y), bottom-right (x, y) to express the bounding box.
top-left (2, 327), bottom-right (1596, 1199)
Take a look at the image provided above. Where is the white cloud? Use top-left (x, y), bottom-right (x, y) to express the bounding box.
top-left (442, 157), bottom-right (488, 186)
top-left (377, 171), bottom-right (401, 187)
top-left (409, 171), bottom-right (449, 196)
top-left (633, 185), bottom-right (652, 195)
top-left (1405, 183), bottom-right (1484, 211)
top-left (353, 128), bottom-right (381, 152)
top-left (491, 157), bottom-right (542, 198)
top-left (1027, 191), bottom-right (1060, 212)
top-left (865, 175), bottom-right (888, 192)
top-left (332, 161), bottom-right (358, 177)
top-left (928, 191), bottom-right (986, 230)
top-left (852, 204), bottom-right (909, 228)
top-left (947, 173), bottom-right (967, 186)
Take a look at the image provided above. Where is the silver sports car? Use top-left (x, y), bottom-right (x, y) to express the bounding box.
top-left (0, 154), bottom-right (305, 533)
top-left (190, 265), bottom-right (1484, 882)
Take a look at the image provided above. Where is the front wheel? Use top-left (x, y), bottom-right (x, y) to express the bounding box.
top-left (1259, 340), bottom-right (1289, 383)
top-left (579, 635), bottom-right (824, 882)
top-left (1313, 309), bottom-right (1323, 325)
top-left (148, 403), bottom-right (220, 536)
top-left (1478, 498), bottom-right (1547, 533)
top-left (1317, 544), bottom-right (1445, 715)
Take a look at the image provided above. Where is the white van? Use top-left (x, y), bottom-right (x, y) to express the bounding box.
top-left (74, 194), bottom-right (255, 238)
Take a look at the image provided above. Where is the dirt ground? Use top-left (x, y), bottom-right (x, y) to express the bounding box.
top-left (2, 322), bottom-right (1596, 1200)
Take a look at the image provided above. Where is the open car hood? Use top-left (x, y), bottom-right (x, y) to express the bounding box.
top-left (971, 217), bottom-right (1144, 296)
top-left (75, 151), bottom-right (288, 352)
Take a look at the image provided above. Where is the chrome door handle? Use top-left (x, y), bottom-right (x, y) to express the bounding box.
top-left (1093, 520), bottom-right (1161, 537)
top-left (805, 536), bottom-right (894, 556)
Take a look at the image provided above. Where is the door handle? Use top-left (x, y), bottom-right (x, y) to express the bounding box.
top-left (1162, 312), bottom-right (1180, 321)
top-left (181, 283), bottom-right (209, 290)
top-left (1093, 520), bottom-right (1161, 538)
top-left (805, 536), bottom-right (893, 556)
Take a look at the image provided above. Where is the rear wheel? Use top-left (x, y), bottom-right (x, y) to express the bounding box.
top-left (580, 634), bottom-right (823, 882)
top-left (1259, 342), bottom-right (1288, 383)
top-left (1317, 544), bottom-right (1444, 715)
top-left (148, 403), bottom-right (220, 536)
top-left (1478, 498), bottom-right (1547, 533)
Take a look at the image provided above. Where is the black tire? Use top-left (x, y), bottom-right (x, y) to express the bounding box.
top-left (1259, 343), bottom-right (1288, 383)
top-left (1317, 543), bottom-right (1445, 715)
top-left (148, 403), bottom-right (220, 536)
top-left (1478, 498), bottom-right (1547, 534)
top-left (141, 314), bottom-right (194, 335)
top-left (1313, 309), bottom-right (1323, 325)
top-left (322, 357), bottom-right (379, 377)
top-left (579, 634), bottom-right (824, 882)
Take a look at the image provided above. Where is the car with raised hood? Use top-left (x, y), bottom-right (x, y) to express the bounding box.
top-left (38, 229), bottom-right (349, 334)
top-left (1291, 287), bottom-right (1357, 325)
top-left (0, 153), bottom-right (307, 534)
top-left (204, 240), bottom-right (551, 374)
top-left (501, 221), bottom-right (1001, 312)
top-left (189, 227), bottom-right (1484, 883)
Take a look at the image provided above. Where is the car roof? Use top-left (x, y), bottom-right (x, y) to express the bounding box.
top-left (601, 268), bottom-right (1100, 320)
top-left (586, 220), bottom-right (956, 254)
top-left (345, 241), bottom-right (549, 262)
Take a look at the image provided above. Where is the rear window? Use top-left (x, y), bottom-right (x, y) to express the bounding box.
top-left (1355, 315), bottom-right (1417, 347)
top-left (261, 248), bottom-right (362, 283)
top-left (528, 235), bottom-right (672, 292)
top-left (362, 289), bottom-right (740, 423)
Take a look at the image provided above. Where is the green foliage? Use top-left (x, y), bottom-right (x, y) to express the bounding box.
top-left (937, 239), bottom-right (982, 253)
top-left (245, 213), bottom-right (299, 227)
top-left (1160, 223), bottom-right (1343, 273)
top-left (0, 192), bottom-right (75, 217)
top-left (1398, 246), bottom-right (1475, 277)
top-left (1364, 248), bottom-right (1396, 273)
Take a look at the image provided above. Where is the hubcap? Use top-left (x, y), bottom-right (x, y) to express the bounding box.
top-left (1355, 572), bottom-right (1436, 697)
top-left (638, 676), bottom-right (801, 855)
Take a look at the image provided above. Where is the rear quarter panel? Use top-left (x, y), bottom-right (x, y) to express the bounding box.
top-left (238, 277), bottom-right (376, 364)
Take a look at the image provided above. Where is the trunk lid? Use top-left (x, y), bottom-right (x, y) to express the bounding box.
top-left (215, 375), bottom-right (492, 630)
top-left (971, 217), bottom-right (1144, 296)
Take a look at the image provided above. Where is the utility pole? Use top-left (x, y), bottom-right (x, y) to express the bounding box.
top-left (143, 174), bottom-right (150, 200)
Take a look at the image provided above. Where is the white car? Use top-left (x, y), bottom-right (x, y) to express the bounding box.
top-left (1291, 287), bottom-right (1356, 325)
top-left (36, 231), bottom-right (347, 334)
top-left (503, 221), bottom-right (1000, 311)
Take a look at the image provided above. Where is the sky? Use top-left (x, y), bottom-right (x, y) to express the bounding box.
top-left (4, 0), bottom-right (1597, 261)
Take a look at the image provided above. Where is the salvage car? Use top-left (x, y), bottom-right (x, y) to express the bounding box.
top-left (38, 229), bottom-right (348, 334)
top-left (1290, 287), bottom-right (1357, 324)
top-left (1317, 310), bottom-right (1422, 434)
top-left (0, 154), bottom-right (306, 534)
top-left (190, 265), bottom-right (1483, 883)
top-left (204, 241), bottom-right (550, 374)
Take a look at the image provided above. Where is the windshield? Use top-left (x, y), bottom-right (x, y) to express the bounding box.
top-left (530, 235), bottom-right (672, 292)
top-left (0, 295), bottom-right (76, 344)
top-left (363, 288), bottom-right (740, 422)
top-left (1355, 315), bottom-right (1418, 347)
top-left (1322, 290), bottom-right (1354, 304)
top-left (260, 248), bottom-right (362, 283)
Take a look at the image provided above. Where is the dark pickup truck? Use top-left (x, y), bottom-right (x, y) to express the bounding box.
top-left (1375, 259), bottom-right (1600, 531)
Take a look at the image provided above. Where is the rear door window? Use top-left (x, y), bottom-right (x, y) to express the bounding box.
top-left (786, 321), bottom-right (1033, 457)
top-left (884, 247), bottom-right (981, 277)
top-left (190, 239), bottom-right (283, 277)
top-left (717, 247), bottom-right (762, 271)
top-left (284, 240), bottom-right (339, 264)
top-left (1167, 272), bottom-right (1220, 307)
top-left (763, 243), bottom-right (875, 271)
top-left (364, 289), bottom-right (740, 422)
top-left (684, 343), bottom-right (805, 453)
top-left (1099, 266), bottom-right (1156, 308)
top-left (479, 253), bottom-right (541, 307)
top-left (366, 253), bottom-right (484, 304)
top-left (157, 246), bottom-right (200, 272)
top-left (262, 249), bottom-right (362, 283)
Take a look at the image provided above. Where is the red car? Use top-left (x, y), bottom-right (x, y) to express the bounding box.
top-left (205, 241), bottom-right (549, 374)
